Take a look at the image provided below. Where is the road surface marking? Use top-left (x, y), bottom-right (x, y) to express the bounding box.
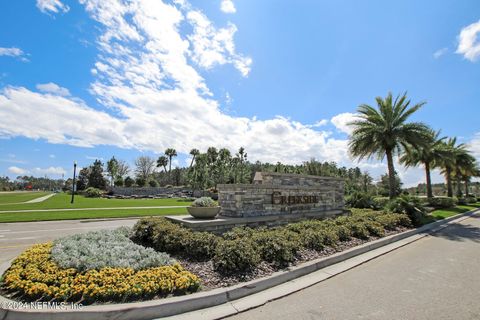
top-left (0, 225), bottom-right (123, 235)
top-left (0, 236), bottom-right (37, 241)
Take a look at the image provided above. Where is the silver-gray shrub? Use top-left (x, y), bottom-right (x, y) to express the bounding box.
top-left (51, 227), bottom-right (175, 271)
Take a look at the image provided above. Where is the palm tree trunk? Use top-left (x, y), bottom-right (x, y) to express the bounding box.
top-left (189, 156), bottom-right (196, 169)
top-left (446, 168), bottom-right (453, 197)
top-left (456, 172), bottom-right (462, 198)
top-left (168, 156), bottom-right (172, 173)
top-left (425, 161), bottom-right (433, 199)
top-left (386, 149), bottom-right (396, 199)
top-left (464, 178), bottom-right (469, 197)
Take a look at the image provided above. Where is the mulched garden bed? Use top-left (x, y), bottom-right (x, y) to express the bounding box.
top-left (179, 226), bottom-right (410, 291)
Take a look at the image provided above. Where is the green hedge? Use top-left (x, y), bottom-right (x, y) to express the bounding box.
top-left (131, 210), bottom-right (412, 275)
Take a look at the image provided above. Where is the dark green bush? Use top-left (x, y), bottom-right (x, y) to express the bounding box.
top-left (332, 224), bottom-right (352, 241)
top-left (184, 231), bottom-right (219, 260)
top-left (299, 227), bottom-right (339, 251)
top-left (223, 227), bottom-right (256, 240)
top-left (131, 217), bottom-right (189, 254)
top-left (457, 197), bottom-right (467, 205)
top-left (466, 195), bottom-right (477, 204)
top-left (84, 187), bottom-right (102, 198)
top-left (362, 220), bottom-right (385, 237)
top-left (428, 197), bottom-right (457, 209)
top-left (148, 179), bottom-right (158, 187)
top-left (346, 221), bottom-right (370, 239)
top-left (372, 197), bottom-right (390, 209)
top-left (252, 229), bottom-right (300, 265)
top-left (213, 239), bottom-right (260, 274)
top-left (345, 191), bottom-right (375, 209)
top-left (385, 195), bottom-right (426, 227)
top-left (375, 213), bottom-right (411, 230)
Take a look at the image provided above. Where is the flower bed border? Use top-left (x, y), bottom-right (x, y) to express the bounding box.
top-left (1, 208), bottom-right (478, 320)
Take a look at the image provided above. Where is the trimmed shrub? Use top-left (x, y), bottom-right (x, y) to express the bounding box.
top-left (375, 213), bottom-right (412, 230)
top-left (84, 187), bottom-right (102, 198)
top-left (213, 239), bottom-right (260, 274)
top-left (2, 243), bottom-right (200, 304)
top-left (346, 221), bottom-right (370, 239)
top-left (184, 231), bottom-right (219, 261)
top-left (362, 220), bottom-right (385, 237)
top-left (299, 227), bottom-right (339, 251)
top-left (252, 229), bottom-right (300, 265)
top-left (131, 217), bottom-right (220, 260)
top-left (428, 197), bottom-right (457, 209)
top-left (223, 226), bottom-right (257, 241)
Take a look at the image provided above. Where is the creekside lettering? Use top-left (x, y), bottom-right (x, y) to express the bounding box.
top-left (271, 192), bottom-right (318, 205)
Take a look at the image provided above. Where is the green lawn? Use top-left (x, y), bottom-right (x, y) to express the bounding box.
top-left (0, 191), bottom-right (50, 205)
top-left (0, 207), bottom-right (187, 223)
top-left (0, 192), bottom-right (192, 211)
top-left (430, 203), bottom-right (480, 220)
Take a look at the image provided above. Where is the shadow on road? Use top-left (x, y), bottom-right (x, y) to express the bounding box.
top-left (431, 215), bottom-right (480, 243)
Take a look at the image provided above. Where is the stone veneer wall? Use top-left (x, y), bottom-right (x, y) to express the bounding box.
top-left (218, 172), bottom-right (344, 218)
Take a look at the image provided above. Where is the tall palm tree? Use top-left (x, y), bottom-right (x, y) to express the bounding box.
top-left (348, 92), bottom-right (430, 199)
top-left (400, 129), bottom-right (449, 199)
top-left (438, 138), bottom-right (466, 197)
top-left (189, 148), bottom-right (200, 168)
top-left (461, 162), bottom-right (480, 196)
top-left (164, 148), bottom-right (177, 173)
top-left (156, 156), bottom-right (168, 173)
top-left (453, 150), bottom-right (476, 197)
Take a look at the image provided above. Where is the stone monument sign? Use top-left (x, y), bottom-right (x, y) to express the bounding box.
top-left (218, 172), bottom-right (344, 218)
top-left (167, 172), bottom-right (345, 233)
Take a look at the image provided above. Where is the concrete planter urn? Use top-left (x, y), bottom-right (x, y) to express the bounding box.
top-left (187, 206), bottom-right (220, 219)
top-left (188, 196), bottom-right (220, 219)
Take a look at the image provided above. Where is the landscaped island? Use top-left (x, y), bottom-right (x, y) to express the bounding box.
top-left (1, 208), bottom-right (411, 304)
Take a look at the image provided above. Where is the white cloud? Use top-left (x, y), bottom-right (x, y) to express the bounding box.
top-left (0, 47), bottom-right (28, 62)
top-left (36, 0), bottom-right (70, 14)
top-left (36, 82), bottom-right (70, 96)
top-left (0, 0), bottom-right (350, 167)
top-left (468, 132), bottom-right (480, 160)
top-left (433, 47), bottom-right (448, 59)
top-left (33, 166), bottom-right (66, 176)
top-left (220, 0), bottom-right (236, 14)
top-left (86, 156), bottom-right (104, 160)
top-left (331, 112), bottom-right (358, 135)
top-left (8, 166), bottom-right (28, 175)
top-left (187, 10), bottom-right (251, 76)
top-left (0, 47), bottom-right (23, 57)
top-left (456, 20), bottom-right (480, 62)
top-left (49, 154), bottom-right (56, 158)
top-left (306, 119), bottom-right (328, 128)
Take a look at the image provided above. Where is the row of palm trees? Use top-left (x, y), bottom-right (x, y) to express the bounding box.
top-left (348, 92), bottom-right (479, 200)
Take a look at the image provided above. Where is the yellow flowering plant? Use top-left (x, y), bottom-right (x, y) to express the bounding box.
top-left (1, 243), bottom-right (200, 304)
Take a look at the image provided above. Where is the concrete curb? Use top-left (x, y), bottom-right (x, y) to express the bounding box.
top-left (0, 208), bottom-right (478, 320)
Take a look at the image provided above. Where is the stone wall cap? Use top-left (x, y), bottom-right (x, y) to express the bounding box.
top-left (254, 172), bottom-right (345, 181)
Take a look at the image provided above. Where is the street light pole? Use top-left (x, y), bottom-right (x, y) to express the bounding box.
top-left (71, 161), bottom-right (77, 204)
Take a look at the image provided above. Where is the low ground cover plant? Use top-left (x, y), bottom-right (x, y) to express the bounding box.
top-left (131, 210), bottom-right (412, 275)
top-left (1, 243), bottom-right (200, 304)
top-left (51, 227), bottom-right (174, 271)
top-left (191, 197), bottom-right (218, 207)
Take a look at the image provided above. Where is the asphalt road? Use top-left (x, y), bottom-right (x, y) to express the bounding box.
top-left (228, 214), bottom-right (480, 320)
top-left (0, 218), bottom-right (139, 266)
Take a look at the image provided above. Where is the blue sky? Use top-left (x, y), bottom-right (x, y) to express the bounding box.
top-left (0, 0), bottom-right (479, 186)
